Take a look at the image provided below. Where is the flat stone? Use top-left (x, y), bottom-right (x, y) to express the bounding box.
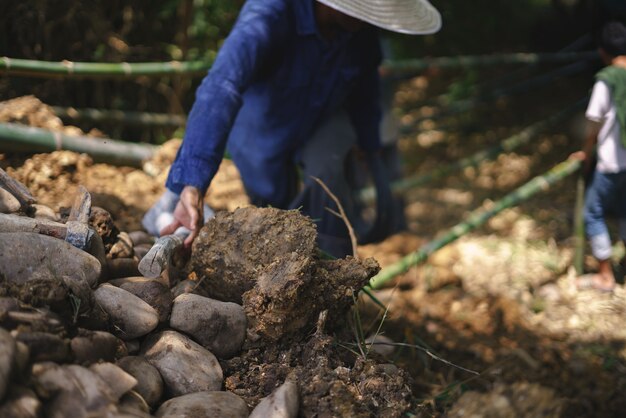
top-left (156, 391), bottom-right (248, 418)
top-left (141, 330), bottom-right (222, 396)
top-left (0, 188), bottom-right (20, 214)
top-left (0, 232), bottom-right (101, 288)
top-left (250, 381), bottom-right (299, 418)
top-left (0, 328), bottom-right (16, 400)
top-left (170, 293), bottom-right (246, 359)
top-left (116, 356), bottom-right (163, 407)
top-left (93, 284), bottom-right (159, 340)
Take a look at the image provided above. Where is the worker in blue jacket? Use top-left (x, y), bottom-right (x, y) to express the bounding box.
top-left (150, 0), bottom-right (441, 257)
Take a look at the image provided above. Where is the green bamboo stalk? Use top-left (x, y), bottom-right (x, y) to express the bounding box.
top-left (573, 173), bottom-right (586, 275)
top-left (0, 123), bottom-right (157, 167)
top-left (381, 51), bottom-right (599, 77)
top-left (368, 159), bottom-right (582, 289)
top-left (0, 56), bottom-right (214, 79)
top-left (358, 98), bottom-right (587, 203)
top-left (1, 51), bottom-right (597, 80)
top-left (399, 61), bottom-right (590, 133)
top-left (52, 107), bottom-right (186, 128)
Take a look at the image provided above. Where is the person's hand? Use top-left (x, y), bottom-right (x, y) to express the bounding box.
top-left (160, 185), bottom-right (204, 248)
top-left (569, 151), bottom-right (587, 161)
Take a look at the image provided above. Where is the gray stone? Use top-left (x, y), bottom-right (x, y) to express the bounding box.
top-left (141, 330), bottom-right (222, 396)
top-left (71, 329), bottom-right (124, 365)
top-left (170, 293), bottom-right (246, 359)
top-left (0, 232), bottom-right (101, 288)
top-left (114, 277), bottom-right (173, 323)
top-left (31, 204), bottom-right (59, 221)
top-left (0, 386), bottom-right (42, 418)
top-left (93, 284), bottom-right (159, 340)
top-left (116, 356), bottom-right (163, 407)
top-left (0, 188), bottom-right (20, 214)
top-left (0, 328), bottom-right (16, 400)
top-left (156, 391), bottom-right (248, 418)
top-left (90, 362), bottom-right (138, 401)
top-left (250, 381), bottom-right (299, 418)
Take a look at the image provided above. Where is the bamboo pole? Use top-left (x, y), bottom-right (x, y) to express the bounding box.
top-left (368, 159), bottom-right (582, 289)
top-left (573, 173), bottom-right (586, 275)
top-left (1, 51), bottom-right (597, 80)
top-left (0, 56), bottom-right (214, 79)
top-left (380, 51), bottom-right (599, 78)
top-left (358, 98), bottom-right (587, 203)
top-left (52, 107), bottom-right (186, 128)
top-left (0, 123), bottom-right (157, 167)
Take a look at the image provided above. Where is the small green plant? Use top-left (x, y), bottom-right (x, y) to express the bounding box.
top-left (69, 293), bottom-right (81, 324)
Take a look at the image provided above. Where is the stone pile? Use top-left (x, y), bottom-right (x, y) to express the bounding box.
top-left (0, 180), bottom-right (304, 417)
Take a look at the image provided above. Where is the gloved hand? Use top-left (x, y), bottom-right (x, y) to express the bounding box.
top-left (160, 186), bottom-right (205, 248)
top-left (142, 187), bottom-right (214, 248)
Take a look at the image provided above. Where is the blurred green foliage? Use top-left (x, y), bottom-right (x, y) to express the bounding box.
top-left (0, 0), bottom-right (596, 143)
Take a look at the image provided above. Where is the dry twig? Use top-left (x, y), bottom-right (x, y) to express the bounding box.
top-left (311, 176), bottom-right (358, 258)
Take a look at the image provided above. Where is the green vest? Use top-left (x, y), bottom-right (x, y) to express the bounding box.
top-left (596, 65), bottom-right (626, 148)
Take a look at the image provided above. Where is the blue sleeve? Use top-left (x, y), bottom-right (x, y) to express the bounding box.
top-left (166, 0), bottom-right (289, 194)
top-left (346, 31), bottom-right (383, 153)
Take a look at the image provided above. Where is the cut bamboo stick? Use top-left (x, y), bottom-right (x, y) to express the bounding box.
top-left (381, 51), bottom-right (599, 77)
top-left (0, 123), bottom-right (157, 167)
top-left (52, 107), bottom-right (186, 128)
top-left (0, 56), bottom-right (214, 79)
top-left (368, 159), bottom-right (581, 289)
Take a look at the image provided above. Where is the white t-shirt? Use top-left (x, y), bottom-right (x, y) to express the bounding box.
top-left (586, 80), bottom-right (626, 173)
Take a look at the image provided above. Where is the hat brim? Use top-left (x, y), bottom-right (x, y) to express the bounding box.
top-left (316, 0), bottom-right (442, 35)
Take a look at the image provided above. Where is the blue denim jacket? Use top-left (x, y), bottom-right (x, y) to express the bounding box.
top-left (166, 0), bottom-right (382, 206)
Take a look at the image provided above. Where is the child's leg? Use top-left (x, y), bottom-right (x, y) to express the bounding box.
top-left (582, 171), bottom-right (616, 289)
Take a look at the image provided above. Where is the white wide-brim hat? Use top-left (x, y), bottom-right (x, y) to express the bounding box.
top-left (316, 0), bottom-right (442, 35)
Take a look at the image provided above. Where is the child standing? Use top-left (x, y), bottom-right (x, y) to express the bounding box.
top-left (571, 21), bottom-right (626, 292)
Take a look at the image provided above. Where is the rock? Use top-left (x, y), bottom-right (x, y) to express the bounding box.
top-left (110, 231), bottom-right (134, 259)
top-left (88, 234), bottom-right (109, 283)
top-left (171, 279), bottom-right (197, 298)
top-left (0, 386), bottom-right (42, 418)
top-left (14, 331), bottom-right (70, 363)
top-left (141, 330), bottom-right (223, 396)
top-left (249, 381), bottom-right (299, 418)
top-left (0, 297), bottom-right (19, 319)
top-left (0, 188), bottom-right (20, 213)
top-left (116, 356), bottom-right (163, 408)
top-left (31, 204), bottom-right (58, 221)
top-left (90, 362), bottom-right (138, 401)
top-left (156, 391), bottom-right (248, 418)
top-left (0, 232), bottom-right (101, 288)
top-left (107, 258), bottom-right (141, 279)
top-left (113, 277), bottom-right (173, 323)
top-left (61, 274), bottom-right (94, 318)
top-left (118, 391), bottom-right (151, 416)
top-left (125, 340), bottom-right (140, 354)
top-left (71, 329), bottom-right (126, 365)
top-left (0, 327), bottom-right (16, 400)
top-left (364, 334), bottom-right (396, 357)
top-left (93, 284), bottom-right (159, 340)
top-left (89, 206), bottom-right (120, 251)
top-left (170, 293), bottom-right (246, 359)
top-left (128, 231), bottom-right (154, 247)
top-left (34, 364), bottom-right (118, 417)
top-left (14, 341), bottom-right (30, 377)
top-left (133, 244), bottom-right (152, 261)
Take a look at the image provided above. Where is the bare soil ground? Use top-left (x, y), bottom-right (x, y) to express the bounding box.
top-left (2, 67), bottom-right (626, 418)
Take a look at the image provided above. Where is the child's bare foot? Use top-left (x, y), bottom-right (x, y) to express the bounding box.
top-left (576, 273), bottom-right (616, 293)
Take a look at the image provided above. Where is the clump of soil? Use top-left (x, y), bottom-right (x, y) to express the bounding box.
top-left (191, 207), bottom-right (378, 341)
top-left (186, 207), bottom-right (411, 416)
